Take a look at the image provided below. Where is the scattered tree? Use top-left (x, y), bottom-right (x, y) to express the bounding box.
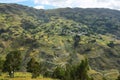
top-left (0, 58), bottom-right (4, 76)
top-left (3, 50), bottom-right (21, 78)
top-left (107, 41), bottom-right (114, 47)
top-left (73, 35), bottom-right (80, 48)
top-left (21, 19), bottom-right (36, 30)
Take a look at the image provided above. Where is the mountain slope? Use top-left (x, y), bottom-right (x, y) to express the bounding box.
top-left (0, 3), bottom-right (120, 75)
top-left (46, 8), bottom-right (120, 38)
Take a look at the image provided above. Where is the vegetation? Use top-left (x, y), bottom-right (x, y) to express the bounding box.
top-left (0, 72), bottom-right (54, 80)
top-left (116, 75), bottom-right (120, 80)
top-left (52, 66), bottom-right (65, 80)
top-left (0, 58), bottom-right (4, 76)
top-left (27, 58), bottom-right (41, 78)
top-left (0, 3), bottom-right (120, 80)
top-left (73, 35), bottom-right (80, 49)
top-left (107, 41), bottom-right (115, 47)
top-left (2, 50), bottom-right (21, 78)
top-left (52, 59), bottom-right (93, 80)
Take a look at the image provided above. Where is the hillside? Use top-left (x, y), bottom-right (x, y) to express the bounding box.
top-left (0, 3), bottom-right (120, 78)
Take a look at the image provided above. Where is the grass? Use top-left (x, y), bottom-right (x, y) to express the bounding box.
top-left (0, 72), bottom-right (55, 80)
top-left (88, 69), bottom-right (119, 80)
top-left (0, 70), bottom-right (119, 80)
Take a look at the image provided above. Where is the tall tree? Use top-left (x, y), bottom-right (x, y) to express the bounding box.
top-left (52, 59), bottom-right (92, 80)
top-left (3, 50), bottom-right (21, 78)
top-left (75, 59), bottom-right (90, 80)
top-left (66, 59), bottom-right (91, 80)
top-left (27, 58), bottom-right (40, 78)
top-left (52, 66), bottom-right (65, 80)
top-left (0, 58), bottom-right (4, 76)
top-left (73, 35), bottom-right (80, 49)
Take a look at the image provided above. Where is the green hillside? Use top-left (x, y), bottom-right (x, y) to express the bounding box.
top-left (0, 3), bottom-right (120, 80)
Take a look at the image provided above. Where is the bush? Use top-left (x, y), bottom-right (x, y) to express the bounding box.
top-left (107, 41), bottom-right (114, 47)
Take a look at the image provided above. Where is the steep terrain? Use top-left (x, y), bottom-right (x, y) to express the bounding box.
top-left (0, 3), bottom-right (120, 76)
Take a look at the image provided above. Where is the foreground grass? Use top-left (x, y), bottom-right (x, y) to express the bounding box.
top-left (0, 72), bottom-right (55, 80)
top-left (0, 70), bottom-right (119, 80)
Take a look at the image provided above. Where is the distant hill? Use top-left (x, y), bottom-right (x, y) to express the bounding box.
top-left (0, 3), bottom-right (120, 74)
top-left (46, 8), bottom-right (120, 38)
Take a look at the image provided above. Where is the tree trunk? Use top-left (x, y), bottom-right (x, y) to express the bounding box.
top-left (9, 71), bottom-right (14, 78)
top-left (0, 70), bottom-right (2, 76)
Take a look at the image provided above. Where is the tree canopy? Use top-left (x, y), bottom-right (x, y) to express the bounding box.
top-left (3, 50), bottom-right (21, 78)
